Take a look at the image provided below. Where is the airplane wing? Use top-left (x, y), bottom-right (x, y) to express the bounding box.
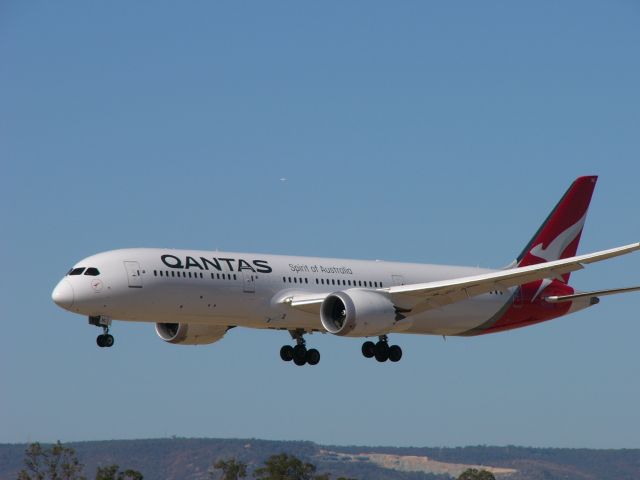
top-left (282, 242), bottom-right (640, 314)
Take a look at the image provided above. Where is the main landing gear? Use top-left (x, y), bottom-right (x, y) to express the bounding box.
top-left (280, 330), bottom-right (320, 366)
top-left (361, 335), bottom-right (402, 363)
top-left (89, 315), bottom-right (114, 348)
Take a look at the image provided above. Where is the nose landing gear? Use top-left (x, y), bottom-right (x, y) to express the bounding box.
top-left (89, 315), bottom-right (114, 348)
top-left (280, 330), bottom-right (320, 366)
top-left (362, 335), bottom-right (402, 363)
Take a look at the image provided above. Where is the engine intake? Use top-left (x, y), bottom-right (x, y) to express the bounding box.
top-left (320, 289), bottom-right (398, 337)
top-left (155, 322), bottom-right (228, 345)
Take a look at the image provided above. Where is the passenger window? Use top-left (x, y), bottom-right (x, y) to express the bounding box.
top-left (84, 267), bottom-right (100, 276)
top-left (69, 267), bottom-right (85, 276)
top-left (332, 279), bottom-right (335, 285)
top-left (305, 278), bottom-right (308, 284)
top-left (315, 279), bottom-right (319, 284)
top-left (233, 274), bottom-right (237, 280)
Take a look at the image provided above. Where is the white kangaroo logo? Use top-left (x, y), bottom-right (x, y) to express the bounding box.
top-left (529, 212), bottom-right (587, 262)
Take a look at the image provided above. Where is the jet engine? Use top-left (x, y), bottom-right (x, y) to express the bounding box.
top-left (155, 322), bottom-right (228, 345)
top-left (320, 289), bottom-right (398, 337)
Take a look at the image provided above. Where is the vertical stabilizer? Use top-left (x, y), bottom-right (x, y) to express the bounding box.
top-left (515, 176), bottom-right (598, 283)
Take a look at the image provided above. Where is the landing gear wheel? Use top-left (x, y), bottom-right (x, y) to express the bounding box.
top-left (374, 341), bottom-right (390, 362)
top-left (306, 348), bottom-right (320, 366)
top-left (97, 334), bottom-right (114, 348)
top-left (388, 345), bottom-right (402, 362)
top-left (293, 344), bottom-right (307, 366)
top-left (280, 345), bottom-right (294, 361)
top-left (362, 341), bottom-right (375, 358)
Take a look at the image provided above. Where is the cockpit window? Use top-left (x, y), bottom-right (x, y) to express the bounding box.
top-left (68, 267), bottom-right (85, 275)
top-left (84, 267), bottom-right (100, 276)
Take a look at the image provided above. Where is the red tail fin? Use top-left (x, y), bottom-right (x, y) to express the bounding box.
top-left (516, 176), bottom-right (598, 282)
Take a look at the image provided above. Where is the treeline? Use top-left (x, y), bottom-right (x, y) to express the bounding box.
top-left (15, 443), bottom-right (353, 480)
top-left (15, 441), bottom-right (494, 480)
top-left (17, 442), bottom-right (142, 480)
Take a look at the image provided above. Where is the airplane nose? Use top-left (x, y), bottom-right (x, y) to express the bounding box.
top-left (52, 278), bottom-right (74, 309)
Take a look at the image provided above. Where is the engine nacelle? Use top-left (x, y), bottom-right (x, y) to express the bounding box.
top-left (320, 289), bottom-right (397, 337)
top-left (155, 322), bottom-right (228, 345)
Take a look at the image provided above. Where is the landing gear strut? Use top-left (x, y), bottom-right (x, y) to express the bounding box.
top-left (89, 316), bottom-right (114, 348)
top-left (280, 330), bottom-right (320, 366)
top-left (362, 335), bottom-right (402, 363)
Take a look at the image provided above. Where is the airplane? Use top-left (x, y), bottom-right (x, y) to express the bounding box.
top-left (52, 176), bottom-right (640, 366)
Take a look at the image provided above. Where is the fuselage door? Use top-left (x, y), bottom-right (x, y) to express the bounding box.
top-left (243, 272), bottom-right (256, 293)
top-left (124, 261), bottom-right (143, 288)
top-left (391, 275), bottom-right (405, 286)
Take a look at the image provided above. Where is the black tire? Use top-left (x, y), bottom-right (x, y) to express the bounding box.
top-left (96, 335), bottom-right (105, 348)
top-left (306, 348), bottom-right (320, 366)
top-left (361, 341), bottom-right (375, 358)
top-left (388, 345), bottom-right (402, 362)
top-left (374, 341), bottom-right (389, 362)
top-left (104, 334), bottom-right (115, 348)
top-left (280, 345), bottom-right (294, 361)
top-left (293, 344), bottom-right (307, 365)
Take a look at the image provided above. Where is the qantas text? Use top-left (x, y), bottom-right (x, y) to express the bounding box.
top-left (161, 255), bottom-right (272, 273)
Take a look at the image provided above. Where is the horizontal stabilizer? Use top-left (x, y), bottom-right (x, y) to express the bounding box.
top-left (545, 285), bottom-right (640, 303)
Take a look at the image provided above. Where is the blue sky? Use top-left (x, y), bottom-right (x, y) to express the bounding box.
top-left (2, 1), bottom-right (640, 448)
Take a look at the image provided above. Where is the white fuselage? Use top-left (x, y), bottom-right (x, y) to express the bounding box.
top-left (54, 248), bottom-right (513, 336)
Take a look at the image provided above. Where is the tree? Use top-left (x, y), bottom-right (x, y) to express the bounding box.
top-left (18, 441), bottom-right (85, 480)
top-left (210, 458), bottom-right (248, 480)
top-left (18, 442), bottom-right (143, 480)
top-left (95, 465), bottom-right (144, 480)
top-left (253, 453), bottom-right (328, 480)
top-left (457, 468), bottom-right (496, 480)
